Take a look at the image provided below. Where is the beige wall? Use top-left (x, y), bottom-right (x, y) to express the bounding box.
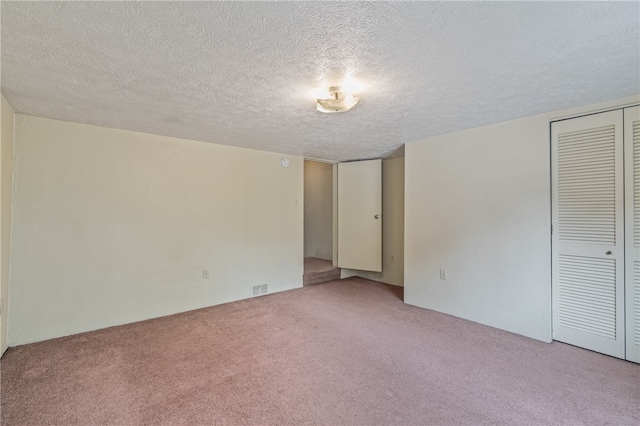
top-left (342, 157), bottom-right (405, 286)
top-left (9, 115), bottom-right (304, 345)
top-left (0, 96), bottom-right (14, 355)
top-left (404, 95), bottom-right (639, 343)
top-left (304, 160), bottom-right (333, 260)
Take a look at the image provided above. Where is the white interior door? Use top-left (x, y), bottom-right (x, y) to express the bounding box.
top-left (625, 106), bottom-right (640, 363)
top-left (337, 159), bottom-right (382, 272)
top-left (552, 110), bottom-right (625, 359)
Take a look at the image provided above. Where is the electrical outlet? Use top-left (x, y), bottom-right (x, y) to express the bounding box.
top-left (202, 269), bottom-right (209, 279)
top-left (440, 269), bottom-right (448, 280)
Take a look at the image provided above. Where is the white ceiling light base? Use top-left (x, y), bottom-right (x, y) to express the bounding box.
top-left (316, 86), bottom-right (359, 113)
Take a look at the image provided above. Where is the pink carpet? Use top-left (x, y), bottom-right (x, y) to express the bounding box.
top-left (303, 257), bottom-right (340, 286)
top-left (1, 277), bottom-right (638, 425)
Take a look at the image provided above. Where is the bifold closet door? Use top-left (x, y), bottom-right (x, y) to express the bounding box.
top-left (625, 106), bottom-right (640, 363)
top-left (552, 110), bottom-right (625, 359)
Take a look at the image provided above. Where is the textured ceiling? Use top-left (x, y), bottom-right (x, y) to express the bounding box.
top-left (2, 1), bottom-right (639, 162)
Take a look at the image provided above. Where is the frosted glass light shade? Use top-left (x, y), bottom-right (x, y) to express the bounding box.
top-left (316, 86), bottom-right (359, 113)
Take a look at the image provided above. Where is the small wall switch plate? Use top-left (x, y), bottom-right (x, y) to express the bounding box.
top-left (440, 269), bottom-right (448, 280)
top-left (203, 269), bottom-right (209, 279)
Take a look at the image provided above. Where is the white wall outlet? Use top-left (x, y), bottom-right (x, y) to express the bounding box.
top-left (440, 269), bottom-right (448, 280)
top-left (202, 269), bottom-right (209, 279)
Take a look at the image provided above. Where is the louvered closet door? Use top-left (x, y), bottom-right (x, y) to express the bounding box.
top-left (625, 106), bottom-right (640, 363)
top-left (552, 110), bottom-right (625, 359)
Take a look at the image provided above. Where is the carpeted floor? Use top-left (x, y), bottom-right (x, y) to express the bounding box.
top-left (303, 257), bottom-right (340, 286)
top-left (1, 277), bottom-right (638, 425)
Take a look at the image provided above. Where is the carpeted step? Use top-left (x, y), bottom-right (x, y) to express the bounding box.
top-left (303, 267), bottom-right (341, 286)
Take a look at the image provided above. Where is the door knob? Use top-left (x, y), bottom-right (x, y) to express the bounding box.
top-left (374, 214), bottom-right (380, 219)
top-left (605, 251), bottom-right (612, 255)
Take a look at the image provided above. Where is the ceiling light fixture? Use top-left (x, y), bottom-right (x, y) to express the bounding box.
top-left (316, 86), bottom-right (359, 113)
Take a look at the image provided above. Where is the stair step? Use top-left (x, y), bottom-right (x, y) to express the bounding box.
top-left (303, 257), bottom-right (341, 286)
top-left (303, 268), bottom-right (341, 286)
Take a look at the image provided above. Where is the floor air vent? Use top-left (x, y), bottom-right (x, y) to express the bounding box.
top-left (251, 284), bottom-right (268, 297)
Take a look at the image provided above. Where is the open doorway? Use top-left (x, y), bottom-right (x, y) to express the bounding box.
top-left (303, 160), bottom-right (340, 285)
top-left (303, 157), bottom-right (405, 288)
